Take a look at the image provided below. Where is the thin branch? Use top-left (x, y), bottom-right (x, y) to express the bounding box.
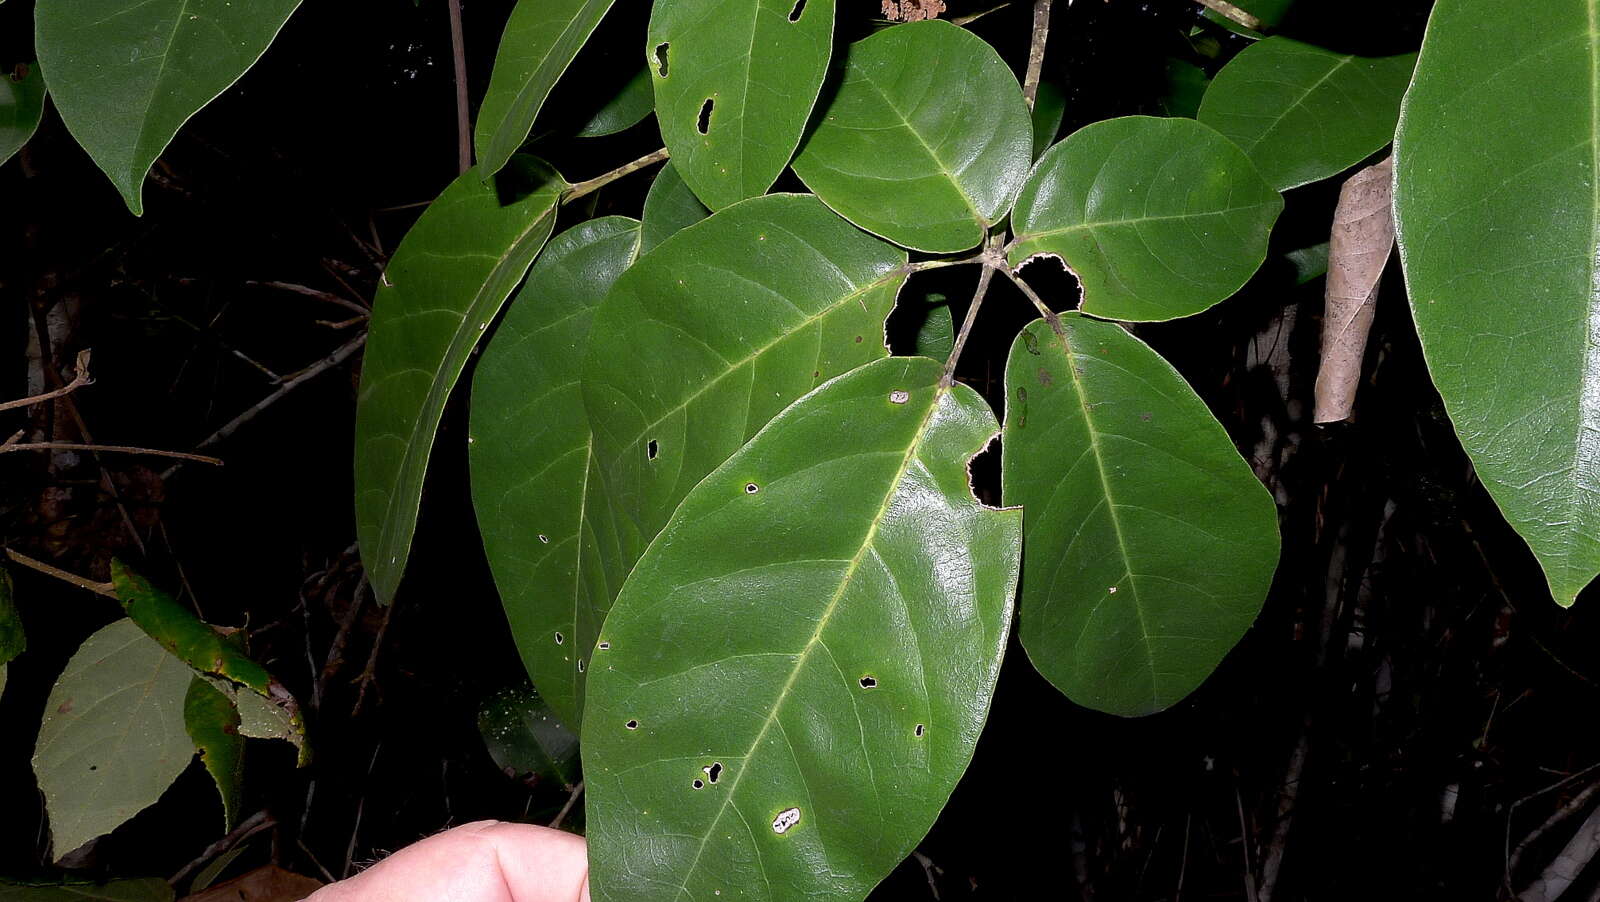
top-left (0, 349), bottom-right (92, 413)
top-left (247, 280), bottom-right (369, 315)
top-left (942, 265), bottom-right (997, 387)
top-left (562, 148), bottom-right (670, 205)
top-left (447, 0), bottom-right (472, 174)
top-left (4, 549), bottom-right (116, 597)
top-left (1022, 0), bottom-right (1054, 111)
top-left (1, 442), bottom-right (223, 465)
top-left (550, 781), bottom-right (585, 831)
top-left (168, 810), bottom-right (275, 886)
top-left (352, 600), bottom-right (397, 718)
top-left (1510, 773), bottom-right (1600, 885)
top-left (950, 2), bottom-right (1010, 27)
top-left (1194, 0), bottom-right (1263, 30)
top-left (998, 265), bottom-right (1057, 322)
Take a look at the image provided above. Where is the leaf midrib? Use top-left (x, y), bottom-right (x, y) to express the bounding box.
top-left (485, 0), bottom-right (609, 171)
top-left (1230, 47), bottom-right (1358, 157)
top-left (671, 381), bottom-right (946, 899)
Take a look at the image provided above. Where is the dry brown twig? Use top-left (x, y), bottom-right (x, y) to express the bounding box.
top-left (4, 548), bottom-right (116, 597)
top-left (0, 349), bottom-right (92, 413)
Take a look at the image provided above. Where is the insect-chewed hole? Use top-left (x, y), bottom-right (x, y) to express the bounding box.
top-left (889, 390), bottom-right (909, 404)
top-left (647, 439), bottom-right (659, 460)
top-left (538, 534), bottom-right (550, 544)
top-left (625, 719), bottom-right (639, 730)
top-left (788, 0), bottom-right (807, 20)
top-left (703, 762), bottom-right (723, 784)
top-left (915, 723), bottom-right (925, 738)
top-left (859, 676), bottom-right (878, 689)
top-left (577, 659), bottom-right (586, 673)
top-left (772, 807), bottom-right (801, 834)
top-left (697, 98), bottom-right (714, 135)
top-left (653, 43), bottom-right (670, 78)
top-left (745, 482), bottom-right (759, 494)
top-left (597, 641), bottom-right (611, 650)
top-left (692, 779), bottom-right (705, 790)
top-left (554, 632), bottom-right (564, 645)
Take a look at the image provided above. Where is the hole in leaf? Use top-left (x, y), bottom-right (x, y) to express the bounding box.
top-left (788, 0), bottom-right (807, 20)
top-left (890, 390), bottom-right (909, 404)
top-left (654, 43), bottom-right (670, 78)
top-left (538, 534), bottom-right (549, 544)
top-left (693, 779), bottom-right (705, 789)
top-left (598, 641), bottom-right (611, 650)
top-left (915, 723), bottom-right (925, 737)
top-left (577, 659), bottom-right (586, 673)
top-left (859, 676), bottom-right (878, 689)
top-left (647, 439), bottom-right (659, 460)
top-left (554, 632), bottom-right (564, 645)
top-left (745, 483), bottom-right (760, 494)
top-left (626, 719), bottom-right (639, 730)
top-left (704, 762), bottom-right (723, 783)
top-left (772, 807), bottom-right (801, 834)
top-left (697, 98), bottom-right (714, 135)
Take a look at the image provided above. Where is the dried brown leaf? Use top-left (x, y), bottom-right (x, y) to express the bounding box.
top-left (1314, 155), bottom-right (1394, 424)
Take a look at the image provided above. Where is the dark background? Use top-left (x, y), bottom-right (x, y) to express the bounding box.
top-left (6, 0), bottom-right (1596, 899)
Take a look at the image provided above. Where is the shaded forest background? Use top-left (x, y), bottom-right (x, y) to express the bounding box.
top-left (7, 0), bottom-right (1598, 898)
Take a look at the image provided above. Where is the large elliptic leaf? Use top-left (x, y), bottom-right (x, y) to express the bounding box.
top-left (639, 161), bottom-right (710, 255)
top-left (470, 217), bottom-right (641, 729)
top-left (475, 0), bottom-right (616, 178)
top-left (1008, 116), bottom-right (1283, 322)
top-left (33, 619), bottom-right (195, 858)
top-left (1, 63), bottom-right (45, 166)
top-left (34, 0), bottom-right (302, 215)
top-left (478, 683), bottom-right (580, 787)
top-left (1198, 37), bottom-right (1415, 191)
top-left (792, 20), bottom-right (1032, 253)
top-left (583, 193), bottom-right (907, 603)
top-left (1393, 0), bottom-right (1600, 605)
top-left (355, 158), bottom-right (565, 605)
top-left (584, 356), bottom-right (1020, 901)
top-left (0, 567), bottom-right (20, 697)
top-left (1002, 315), bottom-right (1279, 716)
top-left (647, 0), bottom-right (834, 210)
top-left (0, 879), bottom-right (175, 902)
top-left (184, 677), bottom-right (244, 829)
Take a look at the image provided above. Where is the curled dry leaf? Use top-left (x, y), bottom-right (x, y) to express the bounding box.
top-left (1313, 155), bottom-right (1394, 424)
top-left (881, 0), bottom-right (946, 21)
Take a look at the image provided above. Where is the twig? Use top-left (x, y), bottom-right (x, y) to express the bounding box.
top-left (950, 2), bottom-right (1010, 26)
top-left (1236, 782), bottom-right (1260, 902)
top-left (343, 743), bottom-right (384, 878)
top-left (550, 781), bottom-right (585, 831)
top-left (351, 600), bottom-right (396, 718)
top-left (298, 838), bottom-right (338, 884)
top-left (1510, 773), bottom-right (1600, 885)
top-left (447, 0), bottom-right (471, 174)
top-left (0, 349), bottom-right (91, 413)
top-left (0, 441), bottom-right (222, 465)
top-left (942, 265), bottom-right (997, 387)
top-left (1519, 800), bottom-right (1600, 902)
top-left (4, 548), bottom-right (116, 597)
top-left (1175, 813), bottom-right (1192, 902)
top-left (911, 850), bottom-right (943, 899)
top-left (998, 265), bottom-right (1057, 321)
top-left (1022, 0), bottom-right (1054, 111)
top-left (247, 281), bottom-right (369, 315)
top-left (1194, 0), bottom-right (1263, 30)
top-left (168, 810), bottom-right (275, 886)
top-left (562, 148), bottom-right (670, 205)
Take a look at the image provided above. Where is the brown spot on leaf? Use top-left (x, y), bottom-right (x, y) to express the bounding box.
top-left (1037, 367), bottom-right (1053, 387)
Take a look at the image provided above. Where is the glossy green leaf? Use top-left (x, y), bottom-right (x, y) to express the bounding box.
top-left (639, 161), bottom-right (710, 255)
top-left (1393, 0), bottom-right (1600, 605)
top-left (355, 158), bottom-right (565, 605)
top-left (576, 67), bottom-right (653, 138)
top-left (1198, 38), bottom-right (1415, 191)
top-left (1002, 315), bottom-right (1279, 716)
top-left (1, 63), bottom-right (45, 166)
top-left (647, 0), bottom-right (834, 210)
top-left (585, 356), bottom-right (1020, 901)
top-left (1286, 241), bottom-right (1329, 284)
top-left (793, 20), bottom-right (1032, 252)
top-left (34, 0), bottom-right (302, 214)
top-left (479, 683), bottom-right (580, 787)
top-left (0, 567), bottom-right (20, 697)
top-left (184, 676), bottom-right (243, 829)
top-left (111, 561), bottom-right (302, 757)
top-left (1008, 116), bottom-right (1283, 321)
top-left (475, 0), bottom-right (615, 178)
top-left (1031, 81), bottom-right (1066, 159)
top-left (470, 217), bottom-right (641, 729)
top-left (1158, 58), bottom-right (1209, 119)
top-left (910, 295), bottom-right (954, 358)
top-left (0, 879), bottom-right (174, 902)
top-left (583, 194), bottom-right (907, 617)
top-left (33, 619), bottom-right (195, 858)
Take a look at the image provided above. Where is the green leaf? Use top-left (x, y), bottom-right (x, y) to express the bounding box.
top-left (184, 676), bottom-right (243, 829)
top-left (355, 158), bottom-right (565, 605)
top-left (478, 683), bottom-right (580, 787)
top-left (1158, 58), bottom-right (1209, 119)
top-left (1286, 241), bottom-right (1329, 284)
top-left (1203, 0), bottom-right (1293, 39)
top-left (792, 20), bottom-right (1032, 253)
top-left (582, 193), bottom-right (907, 632)
top-left (1, 567), bottom-right (21, 697)
top-left (576, 67), bottom-right (654, 138)
top-left (639, 161), bottom-right (710, 255)
top-left (475, 0), bottom-right (615, 178)
top-left (910, 295), bottom-right (954, 358)
top-left (1031, 81), bottom-right (1066, 160)
top-left (584, 356), bottom-right (1020, 901)
top-left (1001, 315), bottom-right (1279, 716)
top-left (470, 217), bottom-right (641, 729)
top-left (648, 0), bottom-right (834, 210)
top-left (1, 62), bottom-right (45, 166)
top-left (1008, 116), bottom-right (1283, 322)
top-left (34, 0), bottom-right (302, 215)
top-left (0, 879), bottom-right (175, 902)
top-left (1393, 0), bottom-right (1600, 605)
top-left (1198, 37), bottom-right (1415, 191)
top-left (33, 619), bottom-right (196, 858)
